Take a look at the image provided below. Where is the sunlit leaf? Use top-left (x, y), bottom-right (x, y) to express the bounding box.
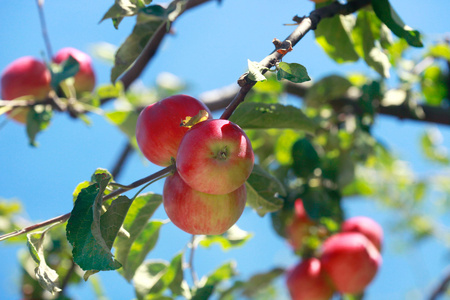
top-left (198, 225), bottom-right (253, 250)
top-left (114, 192), bottom-right (163, 281)
top-left (229, 102), bottom-right (318, 134)
top-left (27, 227), bottom-right (62, 294)
top-left (245, 165), bottom-right (285, 217)
top-left (372, 0), bottom-right (423, 47)
top-left (276, 62), bottom-right (310, 83)
top-left (314, 8), bottom-right (359, 63)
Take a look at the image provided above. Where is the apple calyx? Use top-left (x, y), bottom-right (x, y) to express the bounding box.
top-left (214, 146), bottom-right (229, 161)
top-left (180, 110), bottom-right (209, 128)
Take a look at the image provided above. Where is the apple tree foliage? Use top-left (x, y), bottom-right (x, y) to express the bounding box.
top-left (1, 0), bottom-right (450, 299)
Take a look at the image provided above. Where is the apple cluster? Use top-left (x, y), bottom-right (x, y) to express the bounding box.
top-left (285, 199), bottom-right (383, 299)
top-left (136, 95), bottom-right (254, 235)
top-left (0, 47), bottom-right (95, 123)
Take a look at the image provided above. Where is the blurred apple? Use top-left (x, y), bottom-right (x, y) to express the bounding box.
top-left (53, 47), bottom-right (96, 93)
top-left (285, 199), bottom-right (314, 250)
top-left (342, 216), bottom-right (383, 251)
top-left (320, 232), bottom-right (382, 294)
top-left (1, 56), bottom-right (51, 123)
top-left (286, 257), bottom-right (335, 300)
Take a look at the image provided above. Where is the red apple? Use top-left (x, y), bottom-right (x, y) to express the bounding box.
top-left (176, 119), bottom-right (254, 195)
top-left (163, 171), bottom-right (246, 235)
top-left (53, 47), bottom-right (95, 93)
top-left (1, 56), bottom-right (52, 123)
top-left (286, 258), bottom-right (335, 300)
top-left (320, 232), bottom-right (382, 294)
top-left (286, 199), bottom-right (314, 250)
top-left (136, 94), bottom-right (212, 167)
top-left (342, 216), bottom-right (383, 251)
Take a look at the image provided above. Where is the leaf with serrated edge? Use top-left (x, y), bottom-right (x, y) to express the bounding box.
top-left (229, 102), bottom-right (317, 134)
top-left (66, 178), bottom-right (132, 271)
top-left (91, 172), bottom-right (113, 256)
top-left (27, 226), bottom-right (62, 294)
top-left (245, 165), bottom-right (285, 217)
top-left (277, 62), bottom-right (311, 83)
top-left (114, 192), bottom-right (163, 281)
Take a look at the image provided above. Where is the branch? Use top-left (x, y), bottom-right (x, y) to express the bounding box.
top-left (111, 142), bottom-right (134, 179)
top-left (429, 266), bottom-right (450, 300)
top-left (119, 0), bottom-right (212, 91)
top-left (35, 0), bottom-right (53, 60)
top-left (219, 0), bottom-right (371, 120)
top-left (0, 165), bottom-right (175, 242)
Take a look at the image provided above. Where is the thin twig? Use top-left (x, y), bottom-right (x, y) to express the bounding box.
top-left (219, 0), bottom-right (371, 120)
top-left (0, 165), bottom-right (175, 242)
top-left (35, 0), bottom-right (53, 60)
top-left (111, 142), bottom-right (134, 179)
top-left (119, 0), bottom-right (212, 91)
top-left (58, 260), bottom-right (77, 296)
top-left (429, 266), bottom-right (450, 300)
top-left (189, 234), bottom-right (199, 286)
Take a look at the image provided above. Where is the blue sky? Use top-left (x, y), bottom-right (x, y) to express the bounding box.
top-left (0, 0), bottom-right (449, 299)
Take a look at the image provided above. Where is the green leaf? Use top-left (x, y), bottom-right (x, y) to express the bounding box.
top-left (245, 164), bottom-right (285, 217)
top-left (276, 62), bottom-right (310, 83)
top-left (193, 262), bottom-right (237, 300)
top-left (314, 11), bottom-right (359, 63)
top-left (421, 64), bottom-right (448, 106)
top-left (101, 0), bottom-right (147, 29)
top-left (198, 225), bottom-right (253, 250)
top-left (301, 186), bottom-right (343, 222)
top-left (50, 55), bottom-right (80, 90)
top-left (96, 82), bottom-right (124, 100)
top-left (372, 0), bottom-right (423, 47)
top-left (26, 105), bottom-right (52, 147)
top-left (291, 138), bottom-right (321, 178)
top-left (111, 13), bottom-right (164, 83)
top-left (134, 260), bottom-right (168, 298)
top-left (66, 177), bottom-right (133, 272)
top-left (27, 227), bottom-right (62, 294)
top-left (304, 75), bottom-right (352, 106)
top-left (134, 253), bottom-right (186, 299)
top-left (105, 110), bottom-right (140, 140)
top-left (219, 268), bottom-right (285, 299)
top-left (352, 10), bottom-right (391, 78)
top-left (114, 192), bottom-right (163, 281)
top-left (420, 128), bottom-right (449, 165)
top-left (428, 43), bottom-right (450, 61)
top-left (229, 102), bottom-right (318, 134)
top-left (111, 2), bottom-right (185, 82)
top-left (247, 60), bottom-right (268, 82)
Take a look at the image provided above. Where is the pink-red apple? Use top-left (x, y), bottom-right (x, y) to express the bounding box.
top-left (1, 56), bottom-right (52, 123)
top-left (176, 119), bottom-right (254, 195)
top-left (136, 94), bottom-right (212, 167)
top-left (163, 171), bottom-right (246, 235)
top-left (342, 216), bottom-right (383, 251)
top-left (286, 258), bottom-right (335, 300)
top-left (286, 199), bottom-right (314, 250)
top-left (320, 232), bottom-right (382, 294)
top-left (53, 47), bottom-right (96, 93)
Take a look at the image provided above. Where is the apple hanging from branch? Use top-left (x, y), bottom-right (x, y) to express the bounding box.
top-left (163, 170), bottom-right (247, 235)
top-left (1, 56), bottom-right (51, 123)
top-left (136, 94), bottom-right (212, 167)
